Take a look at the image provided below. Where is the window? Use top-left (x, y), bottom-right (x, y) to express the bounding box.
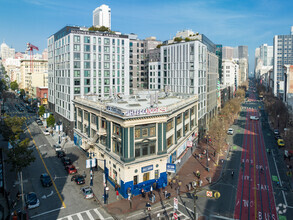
top-left (74, 53), bottom-right (80, 60)
top-left (73, 44), bottom-right (80, 51)
top-left (84, 70), bottom-right (90, 77)
top-left (74, 87), bottom-right (80, 94)
top-left (104, 54), bottom-right (110, 61)
top-left (113, 140), bottom-right (122, 156)
top-left (135, 141), bottom-right (156, 158)
top-left (84, 87), bottom-right (90, 94)
top-left (191, 106), bottom-right (195, 115)
top-left (143, 172), bottom-right (150, 182)
top-left (177, 129), bottom-right (182, 140)
top-left (85, 79), bottom-right (90, 85)
top-left (133, 175), bottom-right (138, 185)
top-left (84, 62), bottom-right (90, 69)
top-left (84, 45), bottom-right (90, 52)
top-left (167, 135), bottom-right (173, 148)
top-left (84, 53), bottom-right (90, 60)
top-left (167, 119), bottom-right (173, 132)
top-left (74, 61), bottom-right (80, 68)
top-left (185, 124), bottom-right (189, 133)
top-left (104, 38), bottom-right (110, 45)
top-left (135, 124), bottom-right (156, 139)
top-left (74, 35), bottom-right (80, 43)
top-left (84, 36), bottom-right (90, 43)
top-left (74, 70), bottom-right (80, 77)
top-left (104, 46), bottom-right (110, 53)
top-left (191, 119), bottom-right (195, 128)
top-left (74, 80), bottom-right (80, 86)
top-left (176, 114), bottom-right (182, 124)
top-left (101, 118), bottom-right (107, 129)
top-left (184, 110), bottom-right (189, 120)
top-left (113, 123), bottom-right (121, 136)
top-left (104, 63), bottom-right (110, 69)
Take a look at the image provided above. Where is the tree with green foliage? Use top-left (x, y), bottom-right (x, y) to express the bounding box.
top-left (6, 138), bottom-right (35, 172)
top-left (174, 37), bottom-right (182, 42)
top-left (10, 80), bottom-right (19, 91)
top-left (2, 114), bottom-right (25, 141)
top-left (89, 26), bottom-right (112, 32)
top-left (46, 114), bottom-right (55, 128)
top-left (38, 105), bottom-right (45, 117)
top-left (184, 37), bottom-right (191, 42)
top-left (0, 79), bottom-right (8, 92)
top-left (156, 44), bottom-right (163, 49)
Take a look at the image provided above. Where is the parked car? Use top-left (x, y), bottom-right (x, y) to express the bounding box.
top-left (274, 134), bottom-right (281, 140)
top-left (43, 129), bottom-right (50, 135)
top-left (61, 157), bottom-right (72, 166)
top-left (25, 192), bottom-right (40, 209)
top-left (56, 150), bottom-right (66, 158)
top-left (71, 174), bottom-right (85, 185)
top-left (227, 128), bottom-right (234, 135)
top-left (277, 139), bottom-right (285, 147)
top-left (250, 116), bottom-right (259, 120)
top-left (65, 165), bottom-right (77, 174)
top-left (274, 129), bottom-right (279, 135)
top-left (37, 120), bottom-right (43, 126)
top-left (53, 144), bottom-right (62, 152)
top-left (80, 186), bottom-right (94, 199)
top-left (40, 173), bottom-right (52, 187)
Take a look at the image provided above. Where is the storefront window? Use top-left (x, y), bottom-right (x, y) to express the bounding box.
top-left (143, 172), bottom-right (150, 182)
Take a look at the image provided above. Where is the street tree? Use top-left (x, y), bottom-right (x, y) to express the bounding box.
top-left (46, 114), bottom-right (55, 128)
top-left (10, 80), bottom-right (19, 91)
top-left (2, 114), bottom-right (25, 141)
top-left (0, 79), bottom-right (8, 92)
top-left (38, 105), bottom-right (45, 117)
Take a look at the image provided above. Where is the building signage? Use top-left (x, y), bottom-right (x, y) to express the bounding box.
top-left (71, 29), bottom-right (128, 39)
top-left (106, 105), bottom-right (167, 117)
top-left (141, 165), bottom-right (153, 173)
top-left (166, 163), bottom-right (176, 173)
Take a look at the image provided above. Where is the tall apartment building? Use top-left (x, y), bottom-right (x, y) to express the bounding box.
top-left (222, 59), bottom-right (239, 90)
top-left (20, 59), bottom-right (48, 97)
top-left (93, 4), bottom-right (111, 29)
top-left (273, 26), bottom-right (293, 97)
top-left (255, 44), bottom-right (273, 79)
top-left (0, 42), bottom-right (15, 61)
top-left (160, 41), bottom-right (207, 136)
top-left (48, 26), bottom-right (129, 138)
top-left (129, 35), bottom-right (161, 94)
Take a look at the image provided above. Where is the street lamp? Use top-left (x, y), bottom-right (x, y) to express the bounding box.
top-left (172, 175), bottom-right (182, 196)
top-left (277, 114), bottom-right (280, 130)
top-left (88, 151), bottom-right (96, 186)
top-left (204, 134), bottom-right (210, 172)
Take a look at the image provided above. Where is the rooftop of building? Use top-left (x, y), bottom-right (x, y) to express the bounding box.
top-left (74, 91), bottom-right (198, 118)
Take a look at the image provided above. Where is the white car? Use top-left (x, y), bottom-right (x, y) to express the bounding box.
top-left (43, 129), bottom-right (50, 135)
top-left (53, 144), bottom-right (62, 151)
top-left (250, 116), bottom-right (259, 120)
top-left (227, 128), bottom-right (234, 135)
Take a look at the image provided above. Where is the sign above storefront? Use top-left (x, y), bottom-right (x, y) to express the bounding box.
top-left (106, 105), bottom-right (167, 117)
top-left (141, 165), bottom-right (153, 173)
top-left (166, 163), bottom-right (176, 173)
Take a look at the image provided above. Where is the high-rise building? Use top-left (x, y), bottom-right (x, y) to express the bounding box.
top-left (222, 46), bottom-right (234, 60)
top-left (1, 42), bottom-right (15, 61)
top-left (47, 26), bottom-right (129, 138)
top-left (273, 26), bottom-right (293, 97)
top-left (129, 34), bottom-right (161, 93)
top-left (254, 44), bottom-right (273, 79)
top-left (93, 4), bottom-right (111, 29)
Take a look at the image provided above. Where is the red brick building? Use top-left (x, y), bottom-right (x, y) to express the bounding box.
top-left (36, 87), bottom-right (48, 105)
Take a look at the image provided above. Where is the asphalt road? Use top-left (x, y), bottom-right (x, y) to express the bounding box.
top-left (5, 98), bottom-right (113, 220)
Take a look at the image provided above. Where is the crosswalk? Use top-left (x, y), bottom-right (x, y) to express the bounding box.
top-left (126, 203), bottom-right (190, 220)
top-left (57, 208), bottom-right (114, 220)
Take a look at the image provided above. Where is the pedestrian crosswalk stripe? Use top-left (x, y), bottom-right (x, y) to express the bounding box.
top-left (57, 208), bottom-right (108, 220)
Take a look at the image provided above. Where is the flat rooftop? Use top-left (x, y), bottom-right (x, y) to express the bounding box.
top-left (74, 91), bottom-right (198, 117)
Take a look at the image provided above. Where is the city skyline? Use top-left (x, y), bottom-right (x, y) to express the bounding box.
top-left (1, 0), bottom-right (293, 73)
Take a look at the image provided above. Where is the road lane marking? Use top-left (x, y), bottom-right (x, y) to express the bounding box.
top-left (253, 117), bottom-right (257, 218)
top-left (210, 215), bottom-right (237, 220)
top-left (93, 208), bottom-right (105, 219)
top-left (86, 210), bottom-right (95, 220)
top-left (26, 123), bottom-right (66, 208)
top-left (30, 206), bottom-right (65, 218)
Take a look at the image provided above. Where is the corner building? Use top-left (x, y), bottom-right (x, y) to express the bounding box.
top-left (73, 92), bottom-right (198, 198)
top-left (48, 26), bottom-right (129, 138)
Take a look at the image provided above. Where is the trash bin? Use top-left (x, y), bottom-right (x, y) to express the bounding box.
top-left (207, 177), bottom-right (211, 183)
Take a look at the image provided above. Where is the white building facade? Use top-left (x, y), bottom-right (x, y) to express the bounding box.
top-left (222, 59), bottom-right (239, 91)
top-left (93, 4), bottom-right (111, 29)
top-left (48, 26), bottom-right (129, 138)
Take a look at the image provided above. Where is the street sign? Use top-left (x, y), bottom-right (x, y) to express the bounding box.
top-left (174, 197), bottom-right (178, 210)
top-left (214, 191), bottom-right (221, 199)
top-left (206, 191), bottom-right (213, 197)
top-left (86, 159), bottom-right (96, 168)
top-left (173, 212), bottom-right (178, 220)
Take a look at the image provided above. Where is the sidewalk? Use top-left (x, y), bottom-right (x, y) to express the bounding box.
top-left (105, 140), bottom-right (229, 218)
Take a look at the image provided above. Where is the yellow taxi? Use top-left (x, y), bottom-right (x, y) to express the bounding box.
top-left (277, 139), bottom-right (285, 147)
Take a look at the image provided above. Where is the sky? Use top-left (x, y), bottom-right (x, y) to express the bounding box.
top-left (1, 0), bottom-right (293, 73)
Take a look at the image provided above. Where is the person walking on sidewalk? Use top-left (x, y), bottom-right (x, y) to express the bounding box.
top-left (116, 190), bottom-right (119, 200)
top-left (231, 171), bottom-right (234, 178)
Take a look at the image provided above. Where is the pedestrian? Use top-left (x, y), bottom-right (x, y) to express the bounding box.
top-left (170, 181), bottom-right (173, 189)
top-left (129, 198), bottom-right (132, 209)
top-left (163, 182), bottom-right (166, 190)
top-left (150, 186), bottom-right (153, 192)
top-left (141, 189), bottom-right (146, 198)
top-left (116, 190), bottom-right (119, 200)
top-left (153, 181), bottom-right (157, 191)
top-left (213, 151), bottom-right (216, 157)
top-left (231, 171), bottom-right (234, 178)
top-left (115, 184), bottom-right (118, 192)
top-left (199, 179), bottom-right (203, 186)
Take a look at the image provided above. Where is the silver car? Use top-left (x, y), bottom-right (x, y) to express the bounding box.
top-left (80, 186), bottom-right (94, 199)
